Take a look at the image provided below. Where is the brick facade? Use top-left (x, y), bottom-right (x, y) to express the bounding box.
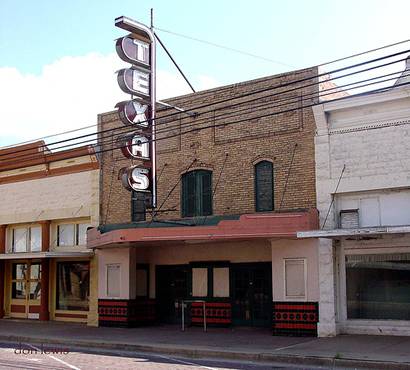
top-left (98, 67), bottom-right (318, 224)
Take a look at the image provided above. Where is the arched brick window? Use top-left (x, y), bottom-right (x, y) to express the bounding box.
top-left (255, 161), bottom-right (274, 212)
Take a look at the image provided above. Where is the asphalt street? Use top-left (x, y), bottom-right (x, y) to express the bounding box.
top-left (0, 342), bottom-right (337, 370)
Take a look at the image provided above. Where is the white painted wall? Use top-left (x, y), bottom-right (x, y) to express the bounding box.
top-left (313, 85), bottom-right (410, 337)
top-left (336, 189), bottom-right (410, 228)
top-left (0, 170), bottom-right (99, 225)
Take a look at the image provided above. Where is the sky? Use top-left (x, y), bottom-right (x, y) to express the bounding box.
top-left (1, 0), bottom-right (409, 147)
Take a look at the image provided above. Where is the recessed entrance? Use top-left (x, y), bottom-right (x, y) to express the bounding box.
top-left (155, 262), bottom-right (272, 327)
top-left (10, 261), bottom-right (41, 319)
top-left (156, 265), bottom-right (190, 324)
top-left (231, 262), bottom-right (272, 327)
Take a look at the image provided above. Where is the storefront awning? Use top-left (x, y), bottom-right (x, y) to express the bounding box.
top-left (88, 209), bottom-right (319, 249)
top-left (297, 225), bottom-right (410, 239)
top-left (0, 250), bottom-right (94, 260)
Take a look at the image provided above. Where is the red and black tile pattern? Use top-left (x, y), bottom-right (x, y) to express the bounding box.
top-left (190, 302), bottom-right (232, 326)
top-left (98, 299), bottom-right (156, 327)
top-left (272, 302), bottom-right (319, 337)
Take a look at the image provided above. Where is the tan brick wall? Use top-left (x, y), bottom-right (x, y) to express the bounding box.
top-left (99, 68), bottom-right (318, 224)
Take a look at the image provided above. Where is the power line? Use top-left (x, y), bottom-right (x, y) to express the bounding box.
top-left (156, 25), bottom-right (410, 70)
top-left (317, 39), bottom-right (410, 67)
top-left (4, 49), bottom-right (410, 156)
top-left (3, 66), bottom-right (408, 166)
top-left (3, 39), bottom-right (409, 152)
top-left (154, 26), bottom-right (295, 68)
top-left (322, 164), bottom-right (346, 229)
top-left (2, 48), bottom-right (409, 162)
top-left (3, 78), bottom-right (410, 176)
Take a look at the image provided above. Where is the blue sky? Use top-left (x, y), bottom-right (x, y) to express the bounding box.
top-left (1, 0), bottom-right (409, 146)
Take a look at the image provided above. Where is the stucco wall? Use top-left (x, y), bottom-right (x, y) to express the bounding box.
top-left (97, 241), bottom-right (272, 300)
top-left (313, 86), bottom-right (410, 337)
top-left (271, 238), bottom-right (319, 302)
top-left (0, 169), bottom-right (99, 225)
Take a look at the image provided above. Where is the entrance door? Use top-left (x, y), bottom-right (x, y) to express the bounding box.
top-left (156, 265), bottom-right (190, 324)
top-left (10, 261), bottom-right (41, 319)
top-left (231, 262), bottom-right (272, 327)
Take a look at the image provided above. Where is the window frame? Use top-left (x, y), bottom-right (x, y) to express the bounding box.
top-left (56, 261), bottom-right (90, 311)
top-left (11, 226), bottom-right (42, 253)
top-left (56, 222), bottom-right (91, 247)
top-left (131, 190), bottom-right (146, 222)
top-left (181, 170), bottom-right (213, 218)
top-left (106, 263), bottom-right (121, 298)
top-left (283, 258), bottom-right (307, 301)
top-left (254, 160), bottom-right (274, 212)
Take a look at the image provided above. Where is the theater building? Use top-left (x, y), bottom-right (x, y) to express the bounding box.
top-left (0, 141), bottom-right (99, 325)
top-left (89, 67), bottom-right (322, 335)
top-left (298, 59), bottom-right (410, 336)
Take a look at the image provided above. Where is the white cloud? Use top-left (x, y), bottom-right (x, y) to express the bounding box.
top-left (0, 53), bottom-right (219, 145)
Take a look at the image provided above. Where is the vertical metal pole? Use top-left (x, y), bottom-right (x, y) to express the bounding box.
top-left (203, 301), bottom-right (207, 332)
top-left (150, 10), bottom-right (157, 209)
top-left (181, 300), bottom-right (185, 331)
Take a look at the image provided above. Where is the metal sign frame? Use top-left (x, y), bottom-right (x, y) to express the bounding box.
top-left (115, 16), bottom-right (157, 208)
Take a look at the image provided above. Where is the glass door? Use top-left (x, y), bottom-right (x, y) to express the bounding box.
top-left (11, 261), bottom-right (41, 319)
top-left (231, 263), bottom-right (272, 327)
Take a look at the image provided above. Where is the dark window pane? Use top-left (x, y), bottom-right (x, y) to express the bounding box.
top-left (30, 263), bottom-right (41, 280)
top-left (131, 190), bottom-right (146, 222)
top-left (56, 262), bottom-right (90, 311)
top-left (29, 281), bottom-right (41, 300)
top-left (200, 171), bottom-right (212, 216)
top-left (346, 254), bottom-right (410, 320)
top-left (255, 161), bottom-right (273, 212)
top-left (12, 282), bottom-right (26, 299)
top-left (12, 263), bottom-right (27, 280)
top-left (182, 170), bottom-right (212, 217)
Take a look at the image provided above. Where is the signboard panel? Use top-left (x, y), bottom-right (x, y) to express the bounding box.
top-left (114, 16), bottom-right (157, 208)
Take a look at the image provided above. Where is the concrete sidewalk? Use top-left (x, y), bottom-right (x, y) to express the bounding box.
top-left (1, 320), bottom-right (410, 369)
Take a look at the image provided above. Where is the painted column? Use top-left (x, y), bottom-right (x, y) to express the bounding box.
top-left (39, 221), bottom-right (50, 320)
top-left (40, 259), bottom-right (49, 321)
top-left (0, 225), bottom-right (6, 318)
top-left (39, 221), bottom-right (51, 252)
top-left (317, 238), bottom-right (337, 337)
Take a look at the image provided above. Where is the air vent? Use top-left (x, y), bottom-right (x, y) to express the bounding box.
top-left (340, 209), bottom-right (359, 229)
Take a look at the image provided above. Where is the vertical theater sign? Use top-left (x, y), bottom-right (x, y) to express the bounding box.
top-left (115, 16), bottom-right (157, 208)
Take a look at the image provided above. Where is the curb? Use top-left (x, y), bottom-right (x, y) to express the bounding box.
top-left (1, 334), bottom-right (409, 370)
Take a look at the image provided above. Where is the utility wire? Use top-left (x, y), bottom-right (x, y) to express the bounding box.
top-left (3, 68), bottom-right (409, 167)
top-left (156, 26), bottom-right (410, 70)
top-left (279, 143), bottom-right (297, 210)
top-left (154, 26), bottom-right (295, 68)
top-left (3, 47), bottom-right (409, 159)
top-left (155, 32), bottom-right (196, 93)
top-left (4, 39), bottom-right (410, 150)
top-left (200, 153), bottom-right (229, 226)
top-left (2, 79), bottom-right (410, 182)
top-left (150, 158), bottom-right (197, 221)
top-left (317, 39), bottom-right (410, 67)
top-left (2, 53), bottom-right (409, 164)
top-left (322, 164), bottom-right (346, 229)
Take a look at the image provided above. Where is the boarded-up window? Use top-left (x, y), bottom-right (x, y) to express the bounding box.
top-left (107, 264), bottom-right (121, 298)
top-left (360, 197), bottom-right (380, 227)
top-left (284, 259), bottom-right (306, 299)
top-left (136, 267), bottom-right (148, 297)
top-left (181, 170), bottom-right (212, 217)
top-left (255, 161), bottom-right (273, 212)
top-left (213, 267), bottom-right (230, 297)
top-left (192, 268), bottom-right (208, 297)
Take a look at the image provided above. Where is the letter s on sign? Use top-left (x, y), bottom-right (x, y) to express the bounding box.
top-left (121, 166), bottom-right (150, 192)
